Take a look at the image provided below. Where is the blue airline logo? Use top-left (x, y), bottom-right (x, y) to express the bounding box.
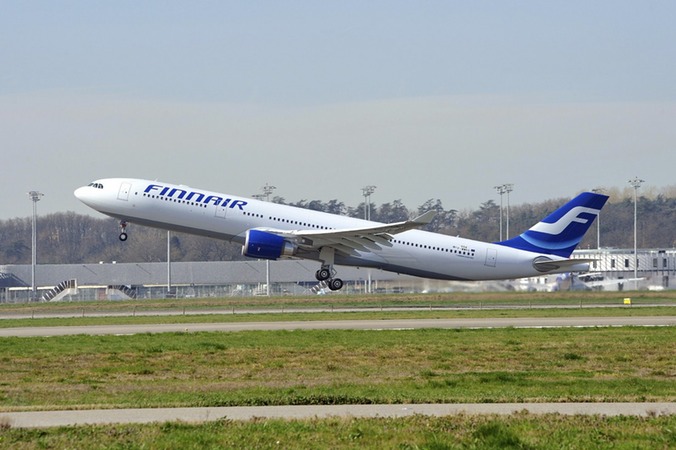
top-left (496, 191), bottom-right (608, 258)
top-left (144, 184), bottom-right (248, 210)
top-left (529, 206), bottom-right (600, 236)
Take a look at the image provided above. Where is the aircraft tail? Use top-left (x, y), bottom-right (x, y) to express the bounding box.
top-left (496, 192), bottom-right (609, 258)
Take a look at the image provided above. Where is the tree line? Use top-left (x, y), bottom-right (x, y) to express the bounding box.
top-left (1, 188), bottom-right (674, 265)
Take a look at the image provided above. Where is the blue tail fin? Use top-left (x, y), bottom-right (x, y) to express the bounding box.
top-left (496, 192), bottom-right (609, 257)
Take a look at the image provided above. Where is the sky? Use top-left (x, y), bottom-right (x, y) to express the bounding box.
top-left (1, 1), bottom-right (675, 220)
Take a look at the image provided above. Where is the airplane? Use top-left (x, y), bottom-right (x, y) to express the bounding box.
top-left (510, 273), bottom-right (643, 292)
top-left (574, 273), bottom-right (645, 291)
top-left (74, 178), bottom-right (609, 291)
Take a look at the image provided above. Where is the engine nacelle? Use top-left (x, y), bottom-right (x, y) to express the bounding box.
top-left (242, 229), bottom-right (297, 260)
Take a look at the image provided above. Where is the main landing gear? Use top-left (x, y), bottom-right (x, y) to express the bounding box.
top-left (316, 247), bottom-right (344, 291)
top-left (315, 265), bottom-right (344, 291)
top-left (119, 221), bottom-right (128, 241)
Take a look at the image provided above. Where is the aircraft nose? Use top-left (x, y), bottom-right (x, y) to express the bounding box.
top-left (74, 185), bottom-right (95, 205)
top-left (74, 186), bottom-right (86, 200)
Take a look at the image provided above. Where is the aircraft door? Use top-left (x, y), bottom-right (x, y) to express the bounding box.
top-left (485, 248), bottom-right (497, 267)
top-left (215, 205), bottom-right (227, 219)
top-left (117, 182), bottom-right (132, 201)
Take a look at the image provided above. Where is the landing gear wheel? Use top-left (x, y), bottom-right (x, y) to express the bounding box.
top-left (316, 268), bottom-right (331, 281)
top-left (118, 220), bottom-right (128, 242)
top-left (328, 278), bottom-right (344, 291)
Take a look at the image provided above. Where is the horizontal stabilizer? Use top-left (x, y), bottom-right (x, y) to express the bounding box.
top-left (533, 257), bottom-right (595, 272)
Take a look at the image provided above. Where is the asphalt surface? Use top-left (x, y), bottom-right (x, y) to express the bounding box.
top-left (1, 315), bottom-right (674, 337)
top-left (3, 403), bottom-right (675, 428)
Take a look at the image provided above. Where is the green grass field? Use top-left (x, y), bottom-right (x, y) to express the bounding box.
top-left (0, 291), bottom-right (674, 448)
top-left (2, 414), bottom-right (675, 449)
top-left (1, 327), bottom-right (673, 410)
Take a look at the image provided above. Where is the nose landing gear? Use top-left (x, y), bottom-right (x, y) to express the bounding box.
top-left (119, 221), bottom-right (128, 241)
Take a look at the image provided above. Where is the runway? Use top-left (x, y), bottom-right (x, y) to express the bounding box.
top-left (1, 315), bottom-right (674, 337)
top-left (2, 402), bottom-right (675, 428)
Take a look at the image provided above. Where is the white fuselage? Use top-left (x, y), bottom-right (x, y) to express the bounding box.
top-left (75, 178), bottom-right (584, 281)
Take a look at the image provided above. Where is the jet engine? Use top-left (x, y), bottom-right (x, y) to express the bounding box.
top-left (242, 229), bottom-right (297, 260)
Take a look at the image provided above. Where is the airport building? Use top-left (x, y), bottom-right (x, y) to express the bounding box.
top-left (570, 248), bottom-right (675, 291)
top-left (1, 248), bottom-right (674, 302)
top-left (0, 260), bottom-right (414, 303)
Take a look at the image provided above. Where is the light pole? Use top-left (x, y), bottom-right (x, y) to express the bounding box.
top-left (494, 184), bottom-right (513, 240)
top-left (628, 177), bottom-right (644, 290)
top-left (361, 185), bottom-right (376, 293)
top-left (504, 184), bottom-right (513, 239)
top-left (259, 183), bottom-right (276, 296)
top-left (591, 188), bottom-right (605, 249)
top-left (262, 183), bottom-right (276, 202)
top-left (28, 191), bottom-right (44, 301)
top-left (494, 185), bottom-right (506, 241)
top-left (362, 185), bottom-right (376, 221)
top-left (167, 231), bottom-right (172, 297)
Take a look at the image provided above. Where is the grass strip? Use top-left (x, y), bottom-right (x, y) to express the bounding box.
top-left (1, 290), bottom-right (675, 329)
top-left (2, 290), bottom-right (674, 315)
top-left (2, 414), bottom-right (675, 449)
top-left (0, 305), bottom-right (675, 329)
top-left (1, 327), bottom-right (674, 411)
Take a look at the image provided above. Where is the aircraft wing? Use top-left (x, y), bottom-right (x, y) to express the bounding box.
top-left (268, 211), bottom-right (435, 256)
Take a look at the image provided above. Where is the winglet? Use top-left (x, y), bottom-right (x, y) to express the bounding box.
top-left (373, 210), bottom-right (435, 236)
top-left (372, 210), bottom-right (436, 236)
top-left (412, 210), bottom-right (436, 225)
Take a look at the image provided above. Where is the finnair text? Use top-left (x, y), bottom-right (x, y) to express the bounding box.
top-left (144, 184), bottom-right (248, 210)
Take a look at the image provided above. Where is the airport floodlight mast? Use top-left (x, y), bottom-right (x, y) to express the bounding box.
top-left (361, 185), bottom-right (376, 294)
top-left (258, 183), bottom-right (277, 296)
top-left (167, 231), bottom-right (173, 297)
top-left (504, 184), bottom-right (513, 239)
top-left (362, 185), bottom-right (376, 221)
top-left (494, 185), bottom-right (505, 241)
top-left (252, 184), bottom-right (276, 202)
top-left (28, 191), bottom-right (44, 301)
top-left (628, 177), bottom-right (644, 289)
top-left (591, 187), bottom-right (605, 249)
top-left (494, 184), bottom-right (514, 240)
top-left (262, 183), bottom-right (276, 202)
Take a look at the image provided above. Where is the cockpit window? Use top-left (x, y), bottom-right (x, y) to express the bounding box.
top-left (87, 182), bottom-right (104, 189)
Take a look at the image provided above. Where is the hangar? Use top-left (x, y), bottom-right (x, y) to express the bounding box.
top-left (0, 260), bottom-right (414, 302)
